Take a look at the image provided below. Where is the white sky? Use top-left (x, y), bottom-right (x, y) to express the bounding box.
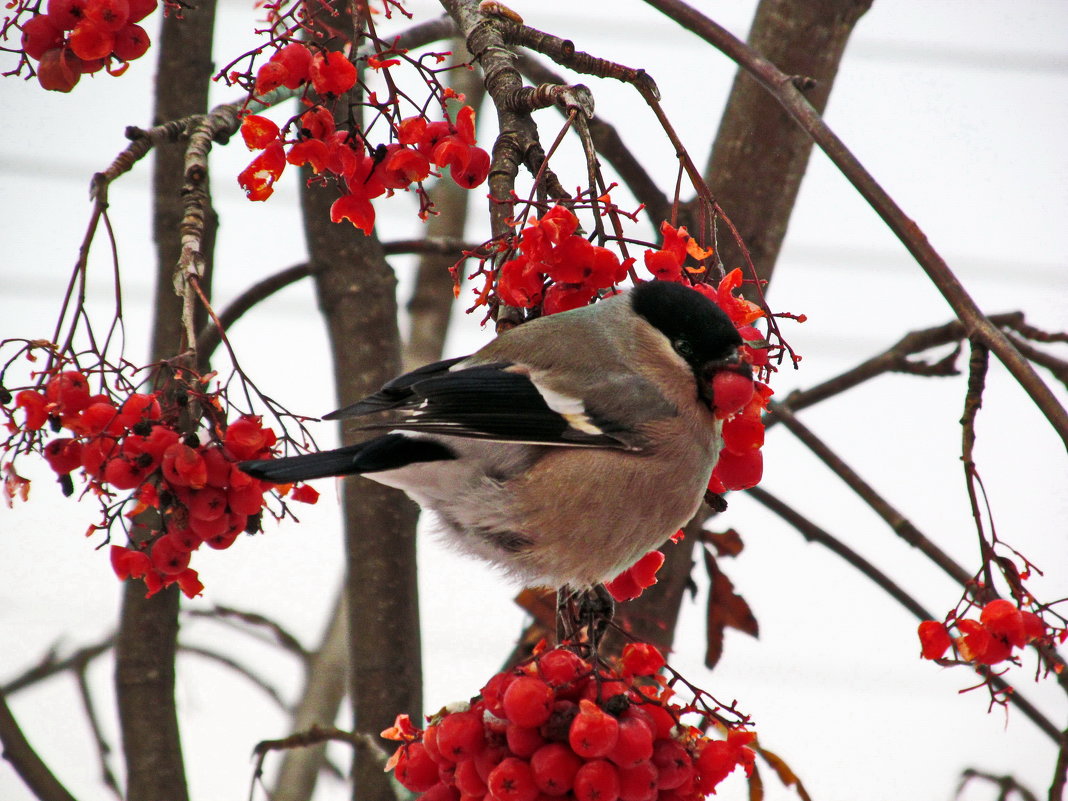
top-left (2, 2), bottom-right (1067, 800)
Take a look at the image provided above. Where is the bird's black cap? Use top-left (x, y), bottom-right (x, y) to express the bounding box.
top-left (630, 280), bottom-right (743, 370)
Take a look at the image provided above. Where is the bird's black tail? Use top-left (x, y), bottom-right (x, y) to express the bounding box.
top-left (238, 433), bottom-right (456, 484)
top-left (239, 443), bottom-right (371, 483)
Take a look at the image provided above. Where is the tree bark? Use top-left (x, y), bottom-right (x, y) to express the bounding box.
top-left (115, 3), bottom-right (218, 801)
top-left (700, 0), bottom-right (873, 287)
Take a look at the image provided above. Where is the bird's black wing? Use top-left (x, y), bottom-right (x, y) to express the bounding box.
top-left (324, 359), bottom-right (640, 449)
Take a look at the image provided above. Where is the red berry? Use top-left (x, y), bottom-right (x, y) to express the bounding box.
top-left (309, 50), bottom-right (356, 96)
top-left (569, 700), bottom-right (619, 759)
top-left (650, 740), bottom-right (692, 790)
top-left (299, 106), bottom-right (335, 140)
top-left (227, 482), bottom-right (264, 516)
top-left (721, 415), bottom-right (764, 454)
top-left (503, 676), bottom-right (554, 728)
top-left (46, 0), bottom-right (88, 30)
top-left (84, 0), bottom-right (129, 31)
top-left (617, 761), bottom-right (658, 801)
top-left (416, 782), bottom-right (459, 801)
top-left (167, 526), bottom-right (200, 551)
top-left (255, 60), bottom-right (288, 94)
top-left (201, 446), bottom-right (232, 488)
top-left (430, 134), bottom-right (470, 171)
top-left (619, 643), bottom-right (665, 678)
top-left (395, 742), bottom-right (440, 793)
top-left (606, 717), bottom-right (653, 768)
top-left (454, 758), bottom-right (487, 796)
top-left (695, 740), bottom-right (738, 794)
top-left (981, 599), bottom-right (1027, 648)
top-left (80, 436), bottom-right (117, 477)
top-left (538, 649), bottom-right (590, 688)
top-left (45, 371), bottom-right (91, 416)
top-left (151, 534), bottom-right (191, 576)
top-left (711, 371), bottom-right (754, 418)
top-left (530, 743), bottom-right (581, 797)
top-left (21, 14), bottom-right (65, 61)
top-left (450, 145), bottom-right (490, 189)
top-left (417, 120), bottom-right (453, 156)
top-left (1021, 610), bottom-right (1047, 644)
top-left (117, 392), bottom-right (160, 428)
top-left (634, 702), bottom-right (674, 740)
top-left (481, 671), bottom-right (516, 718)
top-left (917, 620), bottom-right (952, 660)
top-left (43, 438), bottom-right (83, 474)
top-left (455, 105), bottom-right (477, 146)
top-left (15, 390), bottom-right (50, 430)
top-left (126, 0), bottom-right (155, 22)
top-left (487, 757), bottom-right (538, 801)
top-left (187, 486), bottom-right (228, 521)
top-left (104, 455), bottom-right (151, 490)
top-left (272, 42), bottom-right (312, 89)
top-left (422, 724), bottom-right (444, 764)
top-left (224, 415), bottom-right (276, 460)
top-left (397, 115), bottom-right (427, 145)
top-left (74, 400), bottom-right (121, 436)
top-left (436, 710), bottom-right (485, 762)
top-left (474, 742), bottom-right (509, 783)
top-left (161, 443), bottom-right (207, 489)
top-left (506, 724), bottom-right (546, 758)
top-left (69, 20), bottom-right (114, 60)
top-left (573, 760), bottom-right (621, 801)
top-left (112, 22), bottom-right (149, 60)
top-left (712, 448), bottom-right (763, 492)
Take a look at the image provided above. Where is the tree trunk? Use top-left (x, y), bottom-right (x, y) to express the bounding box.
top-left (702, 0), bottom-right (873, 286)
top-left (301, 163), bottom-right (423, 801)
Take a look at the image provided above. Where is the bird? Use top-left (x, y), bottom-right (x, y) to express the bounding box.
top-left (239, 280), bottom-right (750, 591)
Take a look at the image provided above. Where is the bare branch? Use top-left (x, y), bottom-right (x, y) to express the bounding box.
top-left (0, 690), bottom-right (79, 801)
top-left (643, 0), bottom-right (1068, 448)
top-left (765, 400), bottom-right (974, 588)
top-left (746, 487), bottom-right (1063, 744)
top-left (2, 636), bottom-right (113, 696)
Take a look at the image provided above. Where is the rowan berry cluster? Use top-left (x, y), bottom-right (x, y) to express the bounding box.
top-left (237, 40), bottom-right (490, 232)
top-left (697, 267), bottom-right (771, 496)
top-left (384, 643), bottom-right (756, 801)
top-left (918, 599), bottom-right (1056, 666)
top-left (496, 206), bottom-right (632, 314)
top-left (4, 366), bottom-right (317, 598)
top-left (18, 0), bottom-right (156, 92)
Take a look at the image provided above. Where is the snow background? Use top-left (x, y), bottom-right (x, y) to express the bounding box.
top-left (1, 1), bottom-right (1067, 800)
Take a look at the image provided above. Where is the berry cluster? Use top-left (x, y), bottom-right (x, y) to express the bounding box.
top-left (19, 0), bottom-right (156, 92)
top-left (237, 41), bottom-right (490, 232)
top-left (918, 599), bottom-right (1053, 666)
top-left (496, 206), bottom-right (631, 314)
top-left (384, 643), bottom-right (756, 801)
top-left (696, 268), bottom-right (771, 495)
top-left (6, 368), bottom-right (317, 598)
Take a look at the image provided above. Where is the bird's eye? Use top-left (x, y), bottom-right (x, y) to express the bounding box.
top-left (673, 338), bottom-right (694, 359)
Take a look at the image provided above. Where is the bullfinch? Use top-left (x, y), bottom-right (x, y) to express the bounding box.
top-left (239, 280), bottom-right (751, 590)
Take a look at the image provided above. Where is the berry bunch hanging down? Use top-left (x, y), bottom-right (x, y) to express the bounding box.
top-left (383, 642), bottom-right (759, 801)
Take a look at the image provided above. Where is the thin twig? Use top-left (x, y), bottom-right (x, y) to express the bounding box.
top-left (746, 487), bottom-right (1062, 743)
top-left (644, 0), bottom-right (1068, 449)
top-left (766, 400), bottom-right (975, 588)
top-left (186, 605), bottom-right (309, 662)
top-left (0, 690), bottom-right (79, 801)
